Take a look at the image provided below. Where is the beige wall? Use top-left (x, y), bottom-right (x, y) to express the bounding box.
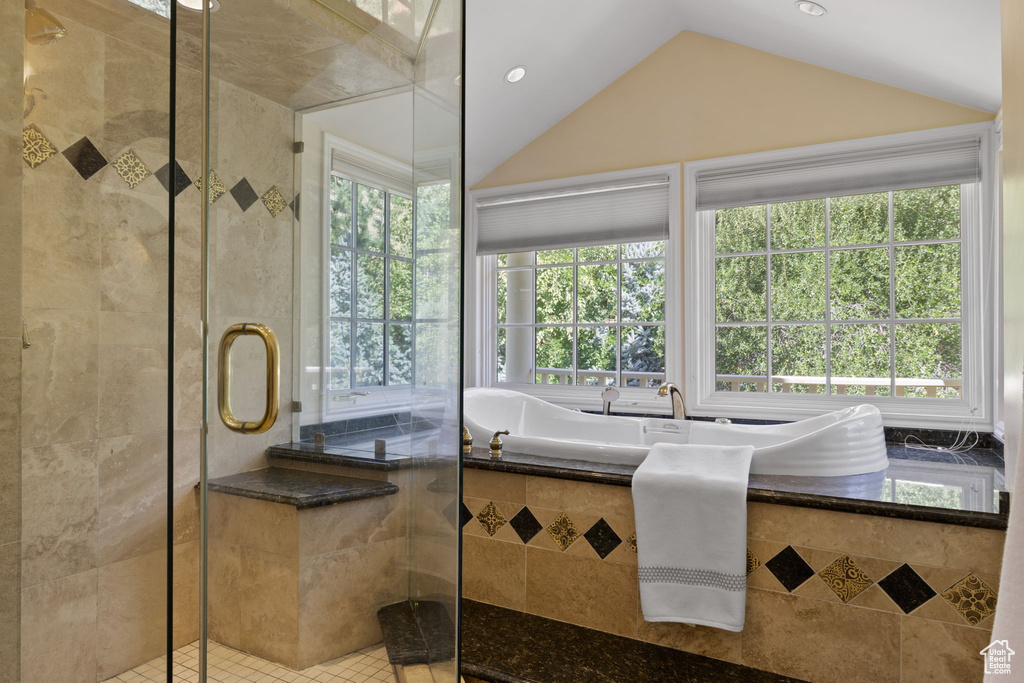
top-left (473, 31), bottom-right (995, 397)
top-left (989, 0), bottom-right (1024, 663)
top-left (464, 469), bottom-right (1004, 682)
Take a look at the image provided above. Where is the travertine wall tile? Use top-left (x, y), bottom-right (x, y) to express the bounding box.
top-left (525, 546), bottom-right (638, 638)
top-left (0, 542), bottom-right (19, 683)
top-left (900, 616), bottom-right (991, 683)
top-left (742, 588), bottom-right (900, 683)
top-left (96, 549), bottom-right (167, 680)
top-left (462, 533), bottom-right (525, 611)
top-left (21, 570), bottom-right (98, 683)
top-left (21, 440), bottom-right (98, 586)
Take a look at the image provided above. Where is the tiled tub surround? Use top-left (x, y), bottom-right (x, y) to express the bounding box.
top-left (207, 467), bottom-right (409, 670)
top-left (461, 465), bottom-right (1005, 682)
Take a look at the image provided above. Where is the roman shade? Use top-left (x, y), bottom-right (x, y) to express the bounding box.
top-left (694, 133), bottom-right (984, 211)
top-left (475, 174), bottom-right (671, 255)
top-left (332, 148), bottom-right (413, 197)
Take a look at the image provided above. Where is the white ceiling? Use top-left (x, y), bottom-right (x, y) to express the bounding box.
top-left (466, 0), bottom-right (1002, 186)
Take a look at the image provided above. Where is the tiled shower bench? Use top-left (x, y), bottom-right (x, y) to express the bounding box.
top-left (207, 467), bottom-right (405, 670)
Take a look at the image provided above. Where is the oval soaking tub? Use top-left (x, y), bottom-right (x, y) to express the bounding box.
top-left (464, 388), bottom-right (888, 476)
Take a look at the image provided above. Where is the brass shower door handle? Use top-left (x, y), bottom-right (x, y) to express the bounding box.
top-left (218, 323), bottom-right (280, 434)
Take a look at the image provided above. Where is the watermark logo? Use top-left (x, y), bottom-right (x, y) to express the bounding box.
top-left (981, 640), bottom-right (1015, 675)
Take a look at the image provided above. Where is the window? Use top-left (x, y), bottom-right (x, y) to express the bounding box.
top-left (685, 124), bottom-right (996, 428)
top-left (327, 173), bottom-right (415, 393)
top-left (470, 165), bottom-right (681, 412)
top-left (496, 241), bottom-right (667, 388)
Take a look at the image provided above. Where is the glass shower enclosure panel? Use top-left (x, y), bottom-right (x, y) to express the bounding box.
top-left (201, 0), bottom-right (462, 680)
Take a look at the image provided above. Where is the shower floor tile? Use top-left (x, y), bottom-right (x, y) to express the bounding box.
top-left (105, 640), bottom-right (395, 683)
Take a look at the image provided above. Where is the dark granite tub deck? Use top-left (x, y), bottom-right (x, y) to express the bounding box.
top-left (461, 600), bottom-right (804, 683)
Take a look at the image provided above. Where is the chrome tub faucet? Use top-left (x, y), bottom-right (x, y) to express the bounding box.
top-left (657, 382), bottom-right (686, 420)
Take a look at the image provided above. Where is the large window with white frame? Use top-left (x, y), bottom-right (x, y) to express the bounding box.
top-left (471, 164), bottom-right (681, 412)
top-left (685, 123), bottom-right (996, 428)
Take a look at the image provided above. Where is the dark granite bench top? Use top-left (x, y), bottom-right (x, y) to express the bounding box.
top-left (461, 600), bottom-right (803, 683)
top-left (207, 467), bottom-right (398, 510)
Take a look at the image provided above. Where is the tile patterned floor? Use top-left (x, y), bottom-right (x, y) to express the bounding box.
top-left (105, 640), bottom-right (395, 683)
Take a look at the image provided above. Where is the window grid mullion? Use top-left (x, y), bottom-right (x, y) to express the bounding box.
top-left (617, 247), bottom-right (623, 387)
top-left (888, 191), bottom-right (897, 397)
top-left (383, 191), bottom-right (391, 387)
top-left (571, 250), bottom-right (578, 386)
top-left (824, 197), bottom-right (832, 396)
top-left (349, 181), bottom-right (357, 392)
top-left (765, 205), bottom-right (773, 394)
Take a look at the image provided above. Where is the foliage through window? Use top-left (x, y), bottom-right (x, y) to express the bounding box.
top-left (328, 174), bottom-right (415, 391)
top-left (495, 242), bottom-right (667, 388)
top-left (714, 185), bottom-right (964, 399)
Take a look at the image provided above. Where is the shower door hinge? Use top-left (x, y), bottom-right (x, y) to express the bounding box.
top-left (293, 141), bottom-right (304, 154)
top-left (291, 401), bottom-right (303, 413)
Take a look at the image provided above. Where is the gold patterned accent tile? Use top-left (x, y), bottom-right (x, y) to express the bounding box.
top-left (110, 149), bottom-right (151, 189)
top-left (818, 554), bottom-right (873, 603)
top-left (22, 124), bottom-right (59, 169)
top-left (261, 185), bottom-right (288, 217)
top-left (476, 501), bottom-right (506, 537)
top-left (546, 512), bottom-right (580, 551)
top-left (626, 532), bottom-right (637, 554)
top-left (941, 573), bottom-right (997, 625)
top-left (747, 548), bottom-right (761, 575)
top-left (195, 169), bottom-right (227, 205)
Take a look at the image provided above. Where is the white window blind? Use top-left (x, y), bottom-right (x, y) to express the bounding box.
top-left (332, 149), bottom-right (412, 196)
top-left (475, 174), bottom-right (670, 254)
top-left (694, 134), bottom-right (984, 210)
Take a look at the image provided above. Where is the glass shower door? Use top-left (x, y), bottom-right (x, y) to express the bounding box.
top-left (198, 0), bottom-right (463, 680)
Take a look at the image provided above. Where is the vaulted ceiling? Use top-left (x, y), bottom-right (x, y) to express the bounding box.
top-left (466, 0), bottom-right (1002, 186)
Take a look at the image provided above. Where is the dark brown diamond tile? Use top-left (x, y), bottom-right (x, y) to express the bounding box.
top-left (583, 518), bottom-right (621, 560)
top-left (764, 546), bottom-right (815, 592)
top-left (508, 506), bottom-right (542, 544)
top-left (877, 564), bottom-right (936, 613)
top-left (230, 177), bottom-right (259, 211)
top-left (460, 501), bottom-right (474, 528)
top-left (62, 136), bottom-right (107, 179)
top-left (155, 161), bottom-right (192, 197)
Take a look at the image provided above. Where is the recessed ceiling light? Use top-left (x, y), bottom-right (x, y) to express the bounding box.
top-left (795, 1), bottom-right (827, 16)
top-left (178, 0), bottom-right (220, 11)
top-left (504, 66), bottom-right (526, 84)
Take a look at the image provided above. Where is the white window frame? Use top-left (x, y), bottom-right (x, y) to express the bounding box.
top-left (684, 123), bottom-right (998, 430)
top-left (467, 164), bottom-right (682, 414)
top-left (321, 134), bottom-right (416, 421)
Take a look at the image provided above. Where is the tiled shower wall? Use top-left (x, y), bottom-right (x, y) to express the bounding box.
top-left (0, 0), bottom-right (25, 679)
top-left (14, 8), bottom-right (297, 681)
top-left (463, 470), bottom-right (1005, 683)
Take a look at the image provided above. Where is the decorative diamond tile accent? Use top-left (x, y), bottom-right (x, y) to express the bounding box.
top-left (110, 149), bottom-right (151, 189)
top-left (764, 546), bottom-right (815, 592)
top-left (155, 161), bottom-right (192, 197)
top-left (626, 532), bottom-right (637, 554)
top-left (546, 512), bottom-right (580, 551)
top-left (583, 519), bottom-right (621, 559)
top-left (194, 169), bottom-right (227, 205)
top-left (877, 564), bottom-right (937, 613)
top-left (261, 185), bottom-right (288, 218)
top-left (230, 177), bottom-right (259, 211)
top-left (442, 500), bottom-right (458, 529)
top-left (508, 506), bottom-right (542, 544)
top-left (476, 501), bottom-right (506, 537)
top-left (941, 573), bottom-right (998, 625)
top-left (22, 124), bottom-right (59, 169)
top-left (818, 555), bottom-right (873, 603)
top-left (746, 548), bottom-right (761, 576)
top-left (289, 192), bottom-right (300, 220)
top-left (460, 501), bottom-right (474, 528)
top-left (62, 136), bottom-right (107, 179)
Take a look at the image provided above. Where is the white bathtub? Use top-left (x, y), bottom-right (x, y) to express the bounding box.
top-left (464, 388), bottom-right (888, 477)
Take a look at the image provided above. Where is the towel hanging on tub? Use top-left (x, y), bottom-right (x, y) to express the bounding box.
top-left (631, 442), bottom-right (754, 632)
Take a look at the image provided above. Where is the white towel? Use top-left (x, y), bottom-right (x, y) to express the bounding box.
top-left (632, 442), bottom-right (754, 632)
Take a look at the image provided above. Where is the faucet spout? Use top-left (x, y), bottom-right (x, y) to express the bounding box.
top-left (657, 382), bottom-right (686, 420)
